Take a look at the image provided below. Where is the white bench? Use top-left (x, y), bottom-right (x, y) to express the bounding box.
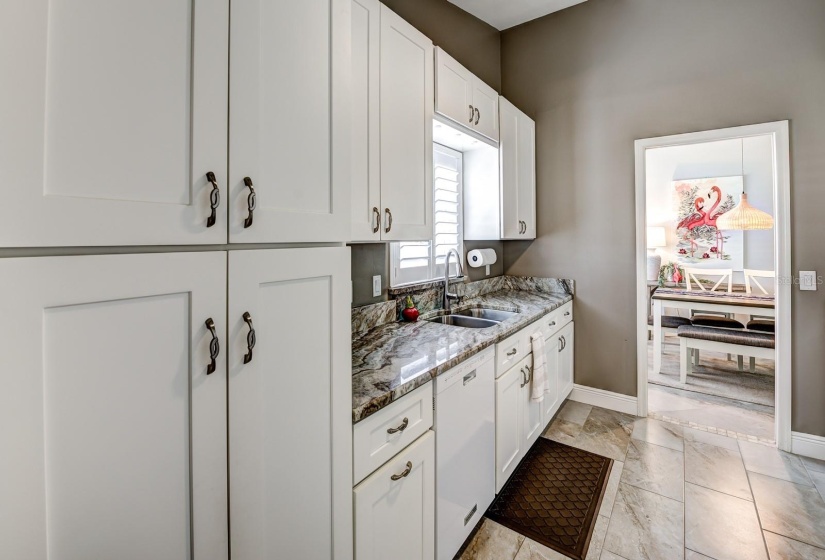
top-left (677, 325), bottom-right (775, 383)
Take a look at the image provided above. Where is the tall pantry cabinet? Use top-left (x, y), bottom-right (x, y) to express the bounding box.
top-left (0, 1), bottom-right (353, 559)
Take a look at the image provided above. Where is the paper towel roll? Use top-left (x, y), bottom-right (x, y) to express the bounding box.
top-left (467, 248), bottom-right (497, 268)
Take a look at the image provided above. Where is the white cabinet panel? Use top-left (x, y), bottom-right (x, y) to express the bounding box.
top-left (0, 0), bottom-right (228, 246)
top-left (542, 335), bottom-right (561, 422)
top-left (354, 431), bottom-right (435, 560)
top-left (435, 48), bottom-right (474, 130)
top-left (499, 96), bottom-right (536, 240)
top-left (0, 252), bottom-right (228, 560)
top-left (351, 0), bottom-right (382, 241)
top-left (495, 360), bottom-right (525, 493)
top-left (228, 248), bottom-right (352, 559)
top-left (230, 0), bottom-right (350, 243)
top-left (522, 360), bottom-right (543, 448)
top-left (379, 5), bottom-right (433, 241)
top-left (559, 322), bottom-right (575, 398)
top-left (471, 79), bottom-right (499, 142)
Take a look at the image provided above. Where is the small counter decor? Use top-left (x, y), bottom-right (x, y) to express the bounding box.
top-left (401, 295), bottom-right (420, 322)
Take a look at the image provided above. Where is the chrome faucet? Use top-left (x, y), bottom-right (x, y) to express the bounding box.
top-left (443, 248), bottom-right (465, 314)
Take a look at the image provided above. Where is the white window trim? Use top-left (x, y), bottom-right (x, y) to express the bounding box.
top-left (390, 143), bottom-right (464, 287)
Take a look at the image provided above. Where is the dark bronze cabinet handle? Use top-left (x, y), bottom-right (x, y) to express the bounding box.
top-left (206, 172), bottom-right (220, 228)
top-left (549, 320), bottom-right (556, 327)
top-left (243, 312), bottom-right (256, 364)
top-left (561, 335), bottom-right (567, 351)
top-left (525, 365), bottom-right (532, 384)
top-left (559, 335), bottom-right (565, 352)
top-left (506, 348), bottom-right (517, 357)
top-left (390, 461), bottom-right (413, 481)
top-left (387, 417), bottom-right (409, 434)
top-left (243, 177), bottom-right (256, 228)
top-left (468, 104), bottom-right (474, 123)
top-left (372, 207), bottom-right (380, 234)
top-left (520, 367), bottom-right (528, 388)
top-left (205, 318), bottom-right (219, 375)
top-left (384, 208), bottom-right (393, 234)
top-left (474, 107), bottom-right (480, 125)
top-left (564, 311), bottom-right (571, 317)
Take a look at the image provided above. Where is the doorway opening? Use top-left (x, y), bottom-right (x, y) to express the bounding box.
top-left (634, 122), bottom-right (791, 450)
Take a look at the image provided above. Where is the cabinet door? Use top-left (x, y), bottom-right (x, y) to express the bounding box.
top-left (351, 0), bottom-right (382, 241)
top-left (542, 336), bottom-right (561, 422)
top-left (517, 110), bottom-right (537, 239)
top-left (471, 78), bottom-right (500, 142)
top-left (354, 431), bottom-right (435, 560)
top-left (228, 248), bottom-right (352, 560)
top-left (0, 252), bottom-right (228, 560)
top-left (499, 97), bottom-right (521, 240)
top-left (230, 0), bottom-right (350, 243)
top-left (0, 0), bottom-right (228, 246)
top-left (380, 5), bottom-right (434, 241)
top-left (522, 359), bottom-right (544, 449)
top-left (435, 48), bottom-right (474, 130)
top-left (559, 323), bottom-right (575, 398)
top-left (495, 364), bottom-right (524, 493)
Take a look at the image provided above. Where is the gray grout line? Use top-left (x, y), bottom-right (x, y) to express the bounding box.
top-left (739, 441), bottom-right (772, 560)
top-left (762, 530), bottom-right (825, 556)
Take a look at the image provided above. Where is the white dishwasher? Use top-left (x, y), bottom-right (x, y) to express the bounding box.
top-left (434, 347), bottom-right (496, 560)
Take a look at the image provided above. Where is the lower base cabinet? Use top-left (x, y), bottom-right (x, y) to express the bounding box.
top-left (354, 431), bottom-right (435, 560)
top-left (558, 322), bottom-right (575, 397)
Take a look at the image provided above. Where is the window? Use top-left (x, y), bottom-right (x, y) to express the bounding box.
top-left (390, 144), bottom-right (463, 286)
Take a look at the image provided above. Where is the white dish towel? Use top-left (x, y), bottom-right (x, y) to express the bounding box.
top-left (530, 333), bottom-right (548, 402)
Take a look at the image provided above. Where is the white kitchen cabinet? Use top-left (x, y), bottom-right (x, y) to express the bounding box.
top-left (435, 48), bottom-right (499, 142)
top-left (228, 248), bottom-right (352, 559)
top-left (495, 355), bottom-right (532, 492)
top-left (351, 3), bottom-right (433, 242)
top-left (0, 252), bottom-right (228, 560)
top-left (230, 0), bottom-right (351, 243)
top-left (500, 96), bottom-right (536, 240)
top-left (351, 0), bottom-right (382, 241)
top-left (354, 431), bottom-right (435, 560)
top-left (541, 334), bottom-right (561, 422)
top-left (0, 0), bottom-right (228, 246)
top-left (558, 322), bottom-right (575, 399)
top-left (522, 361), bottom-right (544, 449)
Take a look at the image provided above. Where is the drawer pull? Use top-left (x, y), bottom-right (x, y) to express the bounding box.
top-left (390, 461), bottom-right (413, 481)
top-left (464, 504), bottom-right (478, 526)
top-left (205, 318), bottom-right (219, 375)
top-left (387, 417), bottom-right (409, 434)
top-left (564, 311), bottom-right (571, 317)
top-left (549, 320), bottom-right (556, 327)
top-left (463, 371), bottom-right (476, 385)
top-left (506, 348), bottom-right (518, 357)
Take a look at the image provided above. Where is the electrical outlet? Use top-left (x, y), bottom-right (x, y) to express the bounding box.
top-left (372, 275), bottom-right (382, 297)
top-left (800, 271), bottom-right (817, 291)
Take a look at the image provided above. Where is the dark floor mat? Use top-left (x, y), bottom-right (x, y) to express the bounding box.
top-left (485, 438), bottom-right (613, 560)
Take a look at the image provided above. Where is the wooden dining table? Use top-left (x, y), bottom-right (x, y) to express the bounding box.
top-left (651, 287), bottom-right (775, 374)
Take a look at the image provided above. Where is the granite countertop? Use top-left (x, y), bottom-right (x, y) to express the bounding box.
top-left (352, 288), bottom-right (573, 423)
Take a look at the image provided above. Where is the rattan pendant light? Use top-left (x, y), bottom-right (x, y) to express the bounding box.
top-left (716, 140), bottom-right (774, 231)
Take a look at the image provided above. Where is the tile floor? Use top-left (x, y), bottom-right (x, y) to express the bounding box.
top-left (459, 400), bottom-right (825, 560)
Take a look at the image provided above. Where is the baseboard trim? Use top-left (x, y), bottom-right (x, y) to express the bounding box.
top-left (569, 384), bottom-right (638, 416)
top-left (792, 431), bottom-right (825, 461)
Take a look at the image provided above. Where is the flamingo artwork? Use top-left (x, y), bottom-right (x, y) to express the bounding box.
top-left (704, 186), bottom-right (727, 257)
top-left (677, 197), bottom-right (705, 257)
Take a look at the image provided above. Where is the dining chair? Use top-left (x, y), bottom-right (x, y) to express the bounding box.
top-left (682, 267), bottom-right (744, 364)
top-left (683, 267), bottom-right (733, 293)
top-left (744, 269), bottom-right (776, 334)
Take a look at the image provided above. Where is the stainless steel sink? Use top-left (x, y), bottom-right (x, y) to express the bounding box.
top-left (453, 308), bottom-right (519, 322)
top-left (427, 315), bottom-right (500, 329)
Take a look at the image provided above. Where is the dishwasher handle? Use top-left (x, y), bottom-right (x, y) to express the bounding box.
top-left (462, 371), bottom-right (476, 385)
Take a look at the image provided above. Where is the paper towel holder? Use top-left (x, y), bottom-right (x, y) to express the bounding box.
top-left (467, 248), bottom-right (498, 276)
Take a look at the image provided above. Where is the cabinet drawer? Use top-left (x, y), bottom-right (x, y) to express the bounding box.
top-left (495, 332), bottom-right (525, 377)
top-left (542, 301), bottom-right (573, 339)
top-left (353, 382), bottom-right (433, 484)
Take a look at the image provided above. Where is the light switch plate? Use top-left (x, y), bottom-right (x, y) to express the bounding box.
top-left (800, 271), bottom-right (817, 291)
top-left (372, 275), bottom-right (382, 297)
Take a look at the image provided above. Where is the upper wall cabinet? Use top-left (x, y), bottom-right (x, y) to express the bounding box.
top-left (351, 1), bottom-right (434, 242)
top-left (230, 0), bottom-right (350, 243)
top-left (435, 48), bottom-right (499, 143)
top-left (499, 97), bottom-right (536, 240)
top-left (0, 0), bottom-right (229, 247)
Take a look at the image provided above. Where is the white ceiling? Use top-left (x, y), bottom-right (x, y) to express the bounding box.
top-left (447, 0), bottom-right (587, 30)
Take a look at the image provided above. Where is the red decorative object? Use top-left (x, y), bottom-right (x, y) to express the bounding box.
top-left (702, 253), bottom-right (710, 259)
top-left (401, 295), bottom-right (419, 322)
top-left (672, 269), bottom-right (682, 283)
top-left (678, 248), bottom-right (687, 255)
top-left (710, 246), bottom-right (718, 253)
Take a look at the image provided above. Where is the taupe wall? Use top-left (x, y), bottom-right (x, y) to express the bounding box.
top-left (501, 0), bottom-right (825, 436)
top-left (382, 0), bottom-right (501, 91)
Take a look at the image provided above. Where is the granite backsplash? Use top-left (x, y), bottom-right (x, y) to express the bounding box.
top-left (351, 275), bottom-right (574, 336)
